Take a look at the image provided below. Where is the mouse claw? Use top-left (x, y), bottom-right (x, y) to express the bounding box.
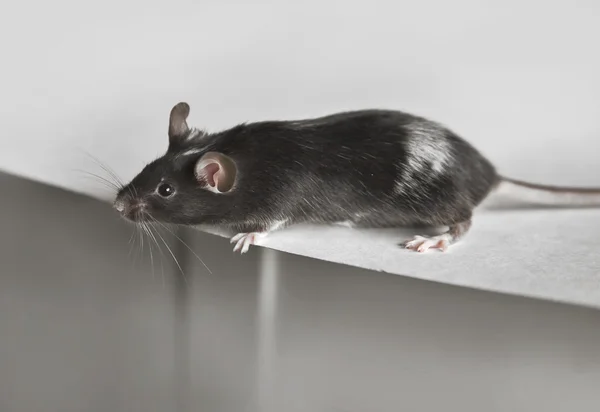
top-left (230, 232), bottom-right (268, 254)
top-left (436, 239), bottom-right (449, 252)
top-left (230, 233), bottom-right (246, 244)
top-left (404, 234), bottom-right (451, 253)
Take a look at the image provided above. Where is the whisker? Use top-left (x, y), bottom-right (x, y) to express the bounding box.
top-left (141, 222), bottom-right (156, 281)
top-left (128, 228), bottom-right (136, 245)
top-left (130, 224), bottom-right (142, 269)
top-left (139, 222), bottom-right (145, 264)
top-left (73, 169), bottom-right (120, 186)
top-left (147, 224), bottom-right (167, 288)
top-left (128, 227), bottom-right (136, 262)
top-left (152, 224), bottom-right (188, 285)
top-left (145, 222), bottom-right (163, 256)
top-left (129, 179), bottom-right (139, 197)
top-left (73, 150), bottom-right (126, 202)
top-left (136, 223), bottom-right (145, 268)
top-left (97, 164), bottom-right (123, 193)
top-left (145, 222), bottom-right (168, 288)
top-left (147, 216), bottom-right (213, 275)
top-left (74, 170), bottom-right (121, 191)
top-left (76, 150), bottom-right (133, 200)
top-left (81, 179), bottom-right (118, 194)
top-left (80, 150), bottom-right (125, 187)
top-left (124, 178), bottom-right (135, 199)
top-left (71, 168), bottom-right (121, 201)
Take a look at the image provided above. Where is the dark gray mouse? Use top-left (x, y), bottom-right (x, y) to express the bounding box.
top-left (113, 102), bottom-right (600, 253)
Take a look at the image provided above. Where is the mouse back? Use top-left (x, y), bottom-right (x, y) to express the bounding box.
top-left (114, 103), bottom-right (498, 233)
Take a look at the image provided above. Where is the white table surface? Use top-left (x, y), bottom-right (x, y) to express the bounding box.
top-left (247, 206), bottom-right (600, 309)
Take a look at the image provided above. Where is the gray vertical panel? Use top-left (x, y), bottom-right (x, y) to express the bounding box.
top-left (256, 248), bottom-right (280, 412)
top-left (172, 227), bottom-right (192, 412)
top-left (272, 251), bottom-right (600, 412)
top-left (184, 228), bottom-right (262, 412)
top-left (0, 173), bottom-right (178, 412)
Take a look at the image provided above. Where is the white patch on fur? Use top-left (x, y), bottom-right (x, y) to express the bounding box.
top-left (180, 148), bottom-right (203, 157)
top-left (395, 120), bottom-right (452, 194)
top-left (175, 129), bottom-right (208, 158)
top-left (185, 128), bottom-right (205, 141)
top-left (405, 121), bottom-right (451, 173)
top-left (269, 220), bottom-right (288, 231)
top-left (334, 220), bottom-right (354, 228)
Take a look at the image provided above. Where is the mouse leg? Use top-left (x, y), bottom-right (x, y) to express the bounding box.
top-left (230, 232), bottom-right (269, 254)
top-left (403, 219), bottom-right (472, 253)
top-left (230, 220), bottom-right (289, 254)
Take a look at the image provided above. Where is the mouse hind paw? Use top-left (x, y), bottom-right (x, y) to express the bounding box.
top-left (403, 234), bottom-right (451, 252)
top-left (403, 220), bottom-right (472, 253)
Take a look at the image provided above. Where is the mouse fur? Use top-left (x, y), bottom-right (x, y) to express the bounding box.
top-left (113, 102), bottom-right (598, 254)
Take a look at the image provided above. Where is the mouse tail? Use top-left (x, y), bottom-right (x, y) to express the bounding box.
top-left (492, 176), bottom-right (600, 208)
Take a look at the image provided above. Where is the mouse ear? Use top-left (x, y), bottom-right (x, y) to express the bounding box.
top-left (168, 102), bottom-right (191, 143)
top-left (195, 152), bottom-right (237, 193)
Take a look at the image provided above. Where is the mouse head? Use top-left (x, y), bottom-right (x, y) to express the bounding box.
top-left (113, 102), bottom-right (237, 225)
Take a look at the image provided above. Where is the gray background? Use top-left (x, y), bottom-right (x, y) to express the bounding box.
top-left (2, 172), bottom-right (600, 412)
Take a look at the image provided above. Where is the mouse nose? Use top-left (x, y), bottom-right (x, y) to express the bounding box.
top-left (113, 197), bottom-right (148, 221)
top-left (113, 199), bottom-right (126, 213)
top-left (129, 202), bottom-right (144, 214)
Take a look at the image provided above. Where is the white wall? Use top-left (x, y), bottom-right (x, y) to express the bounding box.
top-left (1, 0), bottom-right (599, 201)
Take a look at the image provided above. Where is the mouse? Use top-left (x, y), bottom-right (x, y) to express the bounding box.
top-left (113, 102), bottom-right (600, 254)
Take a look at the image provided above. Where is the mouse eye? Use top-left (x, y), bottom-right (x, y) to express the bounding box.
top-left (157, 182), bottom-right (175, 198)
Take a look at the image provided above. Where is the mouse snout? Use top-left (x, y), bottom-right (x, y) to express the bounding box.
top-left (113, 197), bottom-right (148, 221)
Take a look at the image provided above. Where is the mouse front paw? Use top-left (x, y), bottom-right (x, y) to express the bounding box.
top-left (230, 232), bottom-right (268, 254)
